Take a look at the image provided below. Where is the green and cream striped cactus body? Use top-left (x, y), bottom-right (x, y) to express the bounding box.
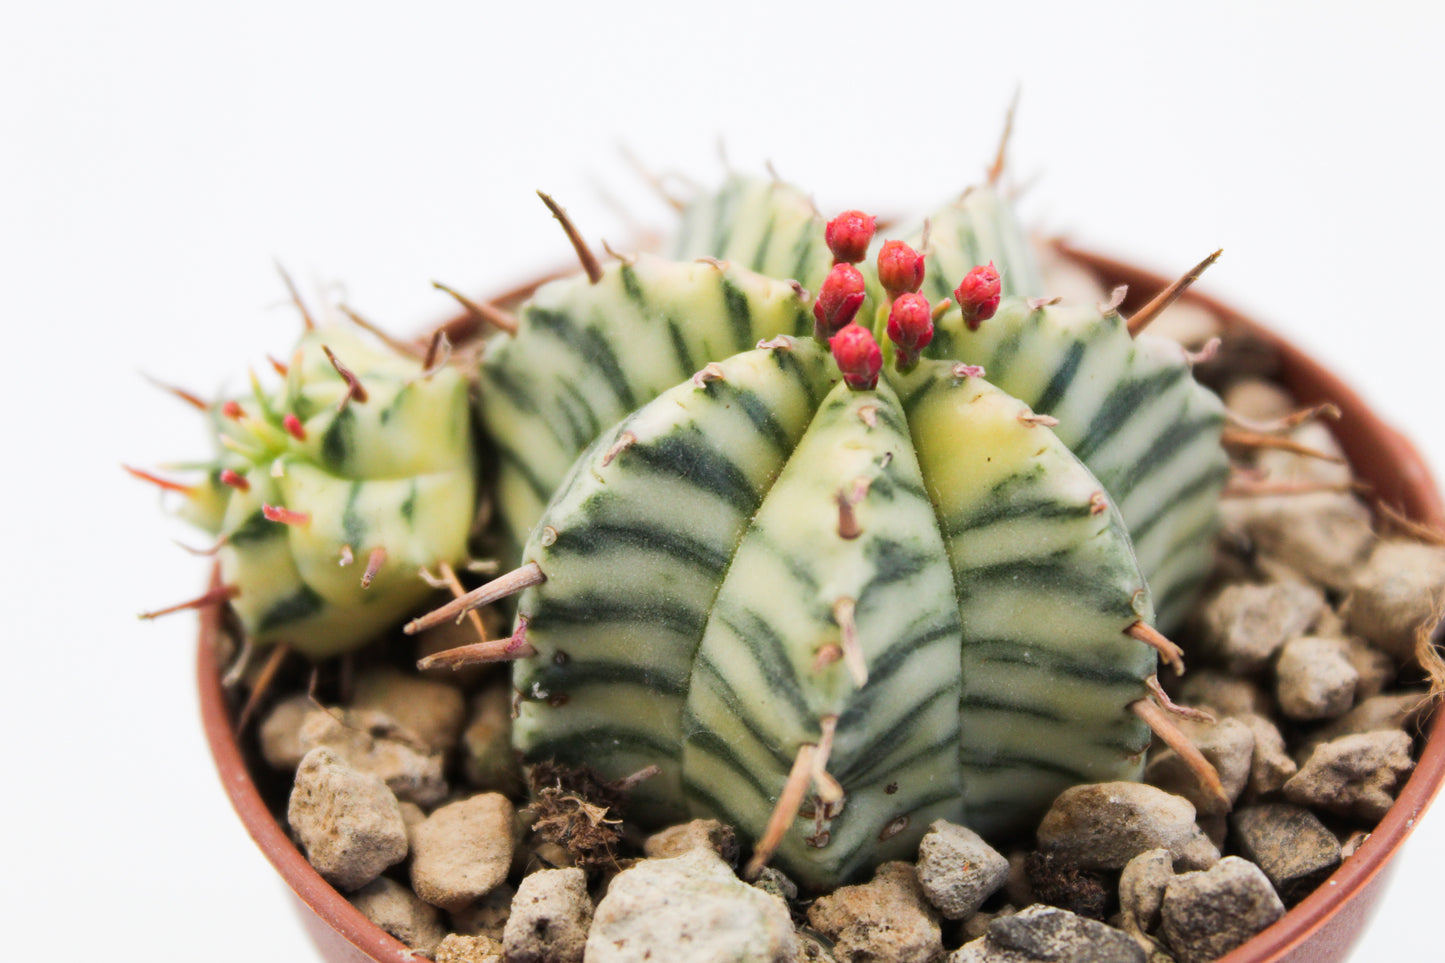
top-left (474, 175), bottom-right (1228, 886)
top-left (176, 325), bottom-right (477, 659)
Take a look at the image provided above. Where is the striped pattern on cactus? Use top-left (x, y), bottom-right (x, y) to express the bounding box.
top-left (149, 324), bottom-right (477, 660)
top-left (457, 174), bottom-right (1228, 887)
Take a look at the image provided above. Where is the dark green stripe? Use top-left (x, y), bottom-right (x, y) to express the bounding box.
top-left (1072, 366), bottom-right (1188, 461)
top-left (683, 728), bottom-right (782, 805)
top-left (955, 557), bottom-right (1137, 615)
top-left (527, 658), bottom-right (689, 698)
top-left (1105, 413), bottom-right (1224, 501)
top-left (529, 308), bottom-right (639, 413)
top-left (341, 481), bottom-right (364, 546)
top-left (550, 519), bottom-right (730, 575)
top-left (619, 262), bottom-right (645, 306)
top-left (960, 750), bottom-right (1106, 784)
top-left (969, 639), bottom-right (1146, 687)
top-left (712, 606), bottom-right (812, 720)
top-left (750, 213), bottom-right (777, 273)
top-left (320, 407), bottom-right (354, 474)
top-left (527, 592), bottom-right (706, 639)
top-left (942, 496), bottom-right (1094, 539)
top-left (629, 430), bottom-right (759, 514)
top-left (492, 440), bottom-right (555, 504)
top-left (666, 318), bottom-right (696, 376)
top-left (257, 584), bottom-right (325, 632)
top-left (691, 652), bottom-right (802, 755)
top-left (482, 359), bottom-right (541, 415)
top-left (227, 509), bottom-right (283, 546)
top-left (835, 681), bottom-right (958, 784)
top-left (399, 481), bottom-right (417, 523)
top-left (719, 275), bottom-right (754, 354)
top-left (524, 726), bottom-right (678, 764)
top-left (1126, 460), bottom-right (1230, 546)
top-left (1032, 340), bottom-right (1086, 414)
top-left (960, 693), bottom-right (1065, 723)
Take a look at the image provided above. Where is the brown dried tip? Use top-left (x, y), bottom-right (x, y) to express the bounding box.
top-left (833, 597), bottom-right (868, 687)
top-left (432, 281), bottom-right (519, 336)
top-left (139, 583), bottom-right (239, 620)
top-left (405, 562), bottom-right (546, 635)
top-left (339, 306), bottom-right (423, 359)
top-left (1126, 249), bottom-right (1222, 337)
top-left (418, 617), bottom-right (536, 670)
top-left (537, 190), bottom-right (603, 284)
top-left (237, 642), bottom-right (292, 732)
top-left (744, 742), bottom-right (818, 879)
top-left (1126, 620), bottom-right (1186, 675)
top-left (274, 262), bottom-right (316, 331)
top-left (361, 547), bottom-right (386, 588)
top-left (142, 373), bottom-right (209, 411)
top-left (321, 345), bottom-right (368, 408)
top-left (123, 464), bottom-right (195, 496)
top-left (1220, 428), bottom-right (1346, 464)
top-left (987, 87), bottom-right (1021, 187)
top-left (1132, 697), bottom-right (1231, 812)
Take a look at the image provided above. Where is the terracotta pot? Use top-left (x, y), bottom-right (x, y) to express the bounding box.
top-left (198, 251), bottom-right (1444, 963)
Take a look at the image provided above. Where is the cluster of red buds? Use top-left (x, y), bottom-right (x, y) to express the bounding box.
top-left (817, 209), bottom-right (1004, 389)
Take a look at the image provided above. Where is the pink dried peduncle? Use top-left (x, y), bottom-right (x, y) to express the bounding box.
top-left (955, 262), bottom-right (1002, 330)
top-left (262, 504), bottom-right (311, 527)
top-left (220, 469), bottom-right (250, 493)
top-left (221, 400), bottom-right (245, 420)
top-left (282, 413), bottom-right (307, 441)
top-left (825, 210), bottom-right (877, 265)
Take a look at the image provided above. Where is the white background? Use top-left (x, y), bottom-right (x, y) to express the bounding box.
top-left (3, 2), bottom-right (1442, 960)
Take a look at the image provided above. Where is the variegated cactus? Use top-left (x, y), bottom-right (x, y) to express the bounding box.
top-left (412, 171), bottom-right (1231, 887)
top-left (136, 317), bottom-right (478, 660)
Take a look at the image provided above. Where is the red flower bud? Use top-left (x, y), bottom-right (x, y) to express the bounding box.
top-left (886, 293), bottom-right (933, 372)
top-left (877, 240), bottom-right (925, 298)
top-left (829, 324), bottom-right (883, 390)
top-left (813, 263), bottom-right (867, 339)
top-left (954, 262), bottom-right (1001, 330)
top-left (824, 210), bottom-right (877, 265)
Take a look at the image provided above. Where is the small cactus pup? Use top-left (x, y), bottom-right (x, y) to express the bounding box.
top-left (421, 197), bottom-right (1228, 888)
top-left (134, 300), bottom-right (478, 661)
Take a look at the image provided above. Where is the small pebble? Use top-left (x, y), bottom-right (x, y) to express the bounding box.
top-left (1227, 492), bottom-right (1375, 593)
top-left (1284, 730), bottom-right (1415, 821)
top-left (410, 793), bottom-right (516, 911)
top-left (1274, 637), bottom-right (1358, 721)
top-left (1118, 849), bottom-right (1174, 938)
top-left (449, 883), bottom-right (514, 941)
top-left (348, 877), bottom-right (446, 956)
top-left (299, 707), bottom-right (448, 806)
top-left (1342, 637), bottom-right (1396, 700)
top-left (503, 867), bottom-right (592, 963)
top-left (1304, 692), bottom-right (1428, 753)
top-left (1233, 712), bottom-right (1298, 796)
top-left (1195, 581), bottom-right (1327, 675)
top-left (1036, 783), bottom-right (1219, 872)
top-left (1175, 671), bottom-right (1270, 718)
top-left (1342, 539), bottom-right (1445, 664)
top-left (434, 933), bottom-right (505, 963)
top-left (1143, 717), bottom-right (1254, 816)
top-left (1230, 803), bottom-right (1341, 904)
top-left (258, 693), bottom-right (319, 770)
top-left (1159, 857), bottom-right (1284, 963)
top-left (750, 866), bottom-right (798, 904)
top-left (808, 861), bottom-right (942, 963)
top-left (587, 848), bottom-right (798, 963)
top-left (461, 683), bottom-right (524, 795)
top-left (916, 819), bottom-right (1010, 921)
top-left (643, 818), bottom-right (739, 864)
top-left (287, 747), bottom-right (408, 892)
top-left (950, 904), bottom-right (1146, 962)
top-left (351, 665), bottom-right (467, 755)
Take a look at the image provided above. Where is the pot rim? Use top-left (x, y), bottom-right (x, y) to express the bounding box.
top-left (197, 248), bottom-right (1445, 963)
